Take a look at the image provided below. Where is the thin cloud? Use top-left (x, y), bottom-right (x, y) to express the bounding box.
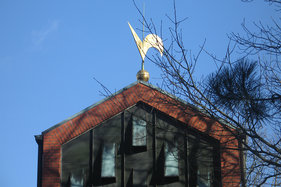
top-left (32, 20), bottom-right (60, 46)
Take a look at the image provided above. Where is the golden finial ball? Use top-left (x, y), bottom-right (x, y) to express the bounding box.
top-left (136, 69), bottom-right (150, 82)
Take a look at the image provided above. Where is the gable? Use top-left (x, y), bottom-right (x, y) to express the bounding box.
top-left (43, 81), bottom-right (236, 143)
top-left (39, 82), bottom-right (242, 187)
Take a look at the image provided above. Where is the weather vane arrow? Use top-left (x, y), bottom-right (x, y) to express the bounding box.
top-left (128, 22), bottom-right (164, 82)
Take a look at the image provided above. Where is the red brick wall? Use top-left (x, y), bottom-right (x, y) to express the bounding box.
top-left (41, 83), bottom-right (242, 187)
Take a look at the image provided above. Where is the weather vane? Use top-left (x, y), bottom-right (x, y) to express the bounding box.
top-left (128, 21), bottom-right (163, 82)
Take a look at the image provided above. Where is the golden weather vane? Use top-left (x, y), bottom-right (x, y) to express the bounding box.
top-left (128, 22), bottom-right (164, 82)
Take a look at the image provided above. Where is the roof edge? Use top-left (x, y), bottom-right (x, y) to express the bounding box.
top-left (42, 81), bottom-right (235, 134)
top-left (42, 81), bottom-right (142, 134)
top-left (140, 81), bottom-right (236, 130)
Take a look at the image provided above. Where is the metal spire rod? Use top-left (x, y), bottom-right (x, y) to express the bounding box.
top-left (142, 2), bottom-right (145, 41)
top-left (142, 2), bottom-right (145, 70)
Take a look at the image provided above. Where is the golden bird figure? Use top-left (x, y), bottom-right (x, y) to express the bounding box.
top-left (128, 22), bottom-right (163, 62)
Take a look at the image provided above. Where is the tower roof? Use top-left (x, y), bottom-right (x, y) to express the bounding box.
top-left (41, 81), bottom-right (235, 141)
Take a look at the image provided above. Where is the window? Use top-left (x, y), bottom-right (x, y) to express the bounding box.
top-left (101, 143), bottom-right (116, 177)
top-left (188, 136), bottom-right (214, 187)
top-left (197, 169), bottom-right (211, 187)
top-left (132, 117), bottom-right (147, 146)
top-left (197, 147), bottom-right (213, 187)
top-left (70, 173), bottom-right (84, 187)
top-left (61, 132), bottom-right (90, 187)
top-left (164, 144), bottom-right (179, 177)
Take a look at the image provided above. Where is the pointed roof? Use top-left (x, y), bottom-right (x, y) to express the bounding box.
top-left (42, 81), bottom-right (236, 144)
top-left (38, 81), bottom-right (242, 187)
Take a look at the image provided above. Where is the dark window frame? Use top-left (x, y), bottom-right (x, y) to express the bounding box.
top-left (61, 102), bottom-right (222, 187)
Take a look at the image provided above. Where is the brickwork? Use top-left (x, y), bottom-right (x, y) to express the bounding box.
top-left (41, 82), bottom-right (242, 187)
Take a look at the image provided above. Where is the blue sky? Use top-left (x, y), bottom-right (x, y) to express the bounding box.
top-left (0, 0), bottom-right (277, 186)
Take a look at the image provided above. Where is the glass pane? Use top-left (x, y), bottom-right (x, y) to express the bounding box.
top-left (165, 144), bottom-right (179, 176)
top-left (101, 143), bottom-right (115, 177)
top-left (197, 169), bottom-right (211, 187)
top-left (70, 171), bottom-right (84, 187)
top-left (196, 141), bottom-right (213, 187)
top-left (61, 132), bottom-right (89, 186)
top-left (132, 117), bottom-right (147, 146)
